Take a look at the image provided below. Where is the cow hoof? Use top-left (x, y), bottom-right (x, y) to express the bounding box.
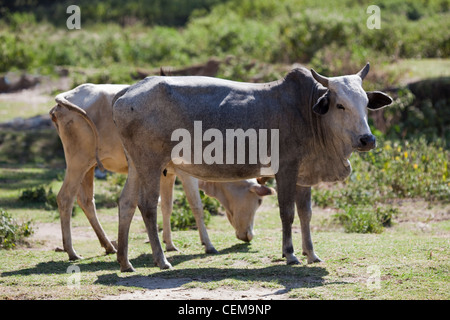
top-left (110, 240), bottom-right (118, 250)
top-left (105, 247), bottom-right (118, 255)
top-left (307, 257), bottom-right (323, 264)
top-left (205, 247), bottom-right (219, 254)
top-left (165, 245), bottom-right (180, 252)
top-left (158, 262), bottom-right (173, 270)
top-left (121, 266), bottom-right (136, 273)
top-left (69, 254), bottom-right (83, 261)
top-left (285, 255), bottom-right (301, 265)
top-left (303, 252), bottom-right (323, 264)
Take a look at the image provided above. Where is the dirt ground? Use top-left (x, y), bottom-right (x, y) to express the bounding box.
top-left (103, 277), bottom-right (293, 300)
top-left (29, 213), bottom-right (297, 300)
top-left (28, 199), bottom-right (449, 300)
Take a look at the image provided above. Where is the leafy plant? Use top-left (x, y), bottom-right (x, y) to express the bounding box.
top-left (0, 208), bottom-right (33, 249)
top-left (170, 194), bottom-right (203, 231)
top-left (19, 185), bottom-right (58, 210)
top-left (334, 206), bottom-right (385, 234)
top-left (199, 190), bottom-right (223, 216)
top-left (168, 191), bottom-right (223, 231)
top-left (313, 137), bottom-right (448, 233)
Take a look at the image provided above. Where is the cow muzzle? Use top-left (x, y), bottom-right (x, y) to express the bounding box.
top-left (357, 134), bottom-right (376, 151)
top-left (236, 229), bottom-right (254, 242)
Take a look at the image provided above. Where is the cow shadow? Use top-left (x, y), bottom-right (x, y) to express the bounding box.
top-left (0, 242), bottom-right (256, 278)
top-left (94, 263), bottom-right (333, 297)
top-left (1, 243), bottom-right (343, 296)
top-left (94, 243), bottom-right (337, 296)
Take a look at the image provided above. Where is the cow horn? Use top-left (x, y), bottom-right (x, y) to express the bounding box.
top-left (356, 62), bottom-right (370, 80)
top-left (311, 69), bottom-right (329, 87)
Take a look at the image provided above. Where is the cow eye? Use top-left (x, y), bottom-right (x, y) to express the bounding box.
top-left (337, 104), bottom-right (345, 110)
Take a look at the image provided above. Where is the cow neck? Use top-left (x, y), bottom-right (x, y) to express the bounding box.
top-left (301, 81), bottom-right (352, 184)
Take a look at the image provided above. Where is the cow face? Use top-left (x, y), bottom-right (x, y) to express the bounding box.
top-left (209, 180), bottom-right (276, 242)
top-left (311, 63), bottom-right (392, 154)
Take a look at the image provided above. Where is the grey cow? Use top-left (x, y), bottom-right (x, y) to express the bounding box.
top-left (112, 63), bottom-right (392, 271)
top-left (50, 84), bottom-right (275, 263)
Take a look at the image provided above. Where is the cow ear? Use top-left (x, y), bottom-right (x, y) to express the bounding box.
top-left (312, 92), bottom-right (330, 115)
top-left (367, 91), bottom-right (393, 110)
top-left (250, 184), bottom-right (276, 196)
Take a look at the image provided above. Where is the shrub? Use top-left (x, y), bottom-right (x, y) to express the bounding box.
top-left (333, 206), bottom-right (397, 234)
top-left (313, 137), bottom-right (448, 233)
top-left (19, 185), bottom-right (58, 210)
top-left (199, 190), bottom-right (223, 216)
top-left (170, 194), bottom-right (204, 231)
top-left (385, 84), bottom-right (450, 146)
top-left (350, 138), bottom-right (449, 202)
top-left (169, 191), bottom-right (222, 231)
top-left (0, 208), bottom-right (33, 249)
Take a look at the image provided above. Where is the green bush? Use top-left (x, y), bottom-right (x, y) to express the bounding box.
top-left (0, 208), bottom-right (33, 249)
top-left (313, 137), bottom-right (448, 233)
top-left (169, 191), bottom-right (222, 231)
top-left (199, 190), bottom-right (222, 216)
top-left (1, 0), bottom-right (448, 78)
top-left (0, 130), bottom-right (64, 166)
top-left (334, 206), bottom-right (385, 234)
top-left (313, 138), bottom-right (449, 208)
top-left (19, 185), bottom-right (58, 210)
top-left (349, 138), bottom-right (449, 202)
top-left (170, 194), bottom-right (204, 231)
top-left (333, 206), bottom-right (398, 234)
top-left (385, 84), bottom-right (450, 146)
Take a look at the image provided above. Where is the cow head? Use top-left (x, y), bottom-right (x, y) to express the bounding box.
top-left (310, 63), bottom-right (392, 155)
top-left (199, 179), bottom-right (276, 242)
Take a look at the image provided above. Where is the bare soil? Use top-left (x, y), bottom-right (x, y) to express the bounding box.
top-left (102, 277), bottom-right (294, 300)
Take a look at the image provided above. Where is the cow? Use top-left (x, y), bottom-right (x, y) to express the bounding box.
top-left (112, 63), bottom-right (392, 271)
top-left (49, 83), bottom-right (275, 262)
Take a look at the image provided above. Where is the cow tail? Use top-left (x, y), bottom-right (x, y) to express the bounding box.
top-left (54, 95), bottom-right (105, 172)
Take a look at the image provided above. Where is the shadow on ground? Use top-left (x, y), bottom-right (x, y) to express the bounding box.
top-left (1, 242), bottom-right (347, 297)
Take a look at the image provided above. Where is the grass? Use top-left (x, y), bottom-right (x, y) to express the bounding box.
top-left (0, 97), bottom-right (54, 123)
top-left (386, 58), bottom-right (450, 84)
top-left (0, 166), bottom-right (448, 300)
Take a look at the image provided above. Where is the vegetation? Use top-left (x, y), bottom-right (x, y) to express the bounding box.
top-left (0, 0), bottom-right (448, 82)
top-left (0, 0), bottom-right (228, 27)
top-left (19, 184), bottom-right (58, 210)
top-left (0, 208), bottom-right (33, 249)
top-left (312, 137), bottom-right (448, 233)
top-left (168, 190), bottom-right (223, 231)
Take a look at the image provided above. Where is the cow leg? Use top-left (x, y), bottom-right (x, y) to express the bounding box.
top-left (57, 167), bottom-right (85, 260)
top-left (275, 163), bottom-right (300, 265)
top-left (178, 173), bottom-right (218, 254)
top-left (138, 170), bottom-right (172, 270)
top-left (117, 163), bottom-right (139, 272)
top-left (295, 186), bottom-right (322, 264)
top-left (77, 167), bottom-right (117, 255)
top-left (159, 172), bottom-right (178, 251)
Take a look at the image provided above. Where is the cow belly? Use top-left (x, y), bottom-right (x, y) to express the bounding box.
top-left (172, 163), bottom-right (263, 182)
